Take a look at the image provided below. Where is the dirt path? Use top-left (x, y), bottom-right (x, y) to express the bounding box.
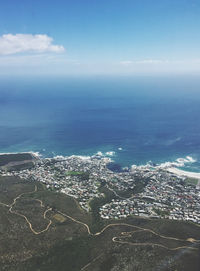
top-left (0, 184), bottom-right (199, 271)
top-left (0, 185), bottom-right (52, 235)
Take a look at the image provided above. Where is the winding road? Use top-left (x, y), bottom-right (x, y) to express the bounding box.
top-left (0, 185), bottom-right (52, 235)
top-left (0, 184), bottom-right (199, 271)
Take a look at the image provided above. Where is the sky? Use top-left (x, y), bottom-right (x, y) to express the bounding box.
top-left (0, 0), bottom-right (200, 76)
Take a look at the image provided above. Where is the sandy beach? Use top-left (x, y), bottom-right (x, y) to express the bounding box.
top-left (167, 167), bottom-right (200, 180)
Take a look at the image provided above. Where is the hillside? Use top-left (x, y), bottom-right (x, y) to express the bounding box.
top-left (0, 175), bottom-right (200, 271)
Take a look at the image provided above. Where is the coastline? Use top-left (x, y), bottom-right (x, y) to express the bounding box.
top-left (1, 151), bottom-right (200, 224)
top-left (167, 167), bottom-right (200, 180)
top-left (0, 151), bottom-right (41, 159)
top-left (1, 151), bottom-right (200, 182)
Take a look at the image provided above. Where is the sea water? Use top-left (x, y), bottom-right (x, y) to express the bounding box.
top-left (1, 75), bottom-right (200, 171)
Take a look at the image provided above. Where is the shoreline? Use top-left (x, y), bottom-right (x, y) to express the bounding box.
top-left (167, 167), bottom-right (200, 180)
top-left (0, 151), bottom-right (41, 159)
top-left (1, 151), bottom-right (200, 179)
top-left (1, 150), bottom-right (200, 224)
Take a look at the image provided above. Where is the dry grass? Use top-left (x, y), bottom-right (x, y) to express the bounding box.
top-left (53, 213), bottom-right (66, 223)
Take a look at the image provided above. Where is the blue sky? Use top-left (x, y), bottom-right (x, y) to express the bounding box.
top-left (0, 0), bottom-right (200, 75)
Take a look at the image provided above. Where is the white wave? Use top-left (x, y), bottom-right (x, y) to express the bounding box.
top-left (158, 156), bottom-right (196, 169)
top-left (131, 163), bottom-right (152, 171)
top-left (96, 151), bottom-right (104, 156)
top-left (30, 151), bottom-right (42, 158)
top-left (52, 151), bottom-right (114, 162)
top-left (131, 155), bottom-right (197, 171)
top-left (93, 151), bottom-right (116, 157)
top-left (69, 155), bottom-right (91, 160)
top-left (186, 156), bottom-right (196, 163)
top-left (118, 147), bottom-right (123, 151)
top-left (105, 151), bottom-right (115, 156)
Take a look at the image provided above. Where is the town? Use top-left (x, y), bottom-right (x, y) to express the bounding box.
top-left (1, 153), bottom-right (200, 225)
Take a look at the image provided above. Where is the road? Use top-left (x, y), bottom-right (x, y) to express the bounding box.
top-left (0, 185), bottom-right (52, 235)
top-left (0, 184), bottom-right (199, 271)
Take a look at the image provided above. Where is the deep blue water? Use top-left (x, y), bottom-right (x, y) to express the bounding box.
top-left (1, 75), bottom-right (200, 170)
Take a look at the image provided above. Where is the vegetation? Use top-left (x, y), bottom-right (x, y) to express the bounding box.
top-left (89, 184), bottom-right (116, 233)
top-left (0, 153), bottom-right (34, 166)
top-left (0, 153), bottom-right (35, 171)
top-left (66, 171), bottom-right (90, 181)
top-left (16, 236), bottom-right (94, 271)
top-left (7, 161), bottom-right (35, 171)
top-left (133, 177), bottom-right (150, 194)
top-left (185, 177), bottom-right (198, 186)
top-left (13, 216), bottom-right (200, 271)
top-left (153, 208), bottom-right (170, 217)
top-left (115, 187), bottom-right (134, 198)
top-left (1, 176), bottom-right (200, 271)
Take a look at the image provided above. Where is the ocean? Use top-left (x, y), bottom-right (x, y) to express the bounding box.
top-left (1, 75), bottom-right (200, 171)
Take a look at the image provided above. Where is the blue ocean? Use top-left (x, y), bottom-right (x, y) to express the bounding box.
top-left (1, 75), bottom-right (200, 171)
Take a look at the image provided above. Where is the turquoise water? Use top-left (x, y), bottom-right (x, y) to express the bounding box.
top-left (1, 75), bottom-right (200, 170)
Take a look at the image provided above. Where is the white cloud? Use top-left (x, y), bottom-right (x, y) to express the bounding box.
top-left (120, 59), bottom-right (169, 65)
top-left (120, 60), bottom-right (133, 66)
top-left (135, 59), bottom-right (168, 64)
top-left (118, 58), bottom-right (200, 75)
top-left (0, 34), bottom-right (65, 55)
